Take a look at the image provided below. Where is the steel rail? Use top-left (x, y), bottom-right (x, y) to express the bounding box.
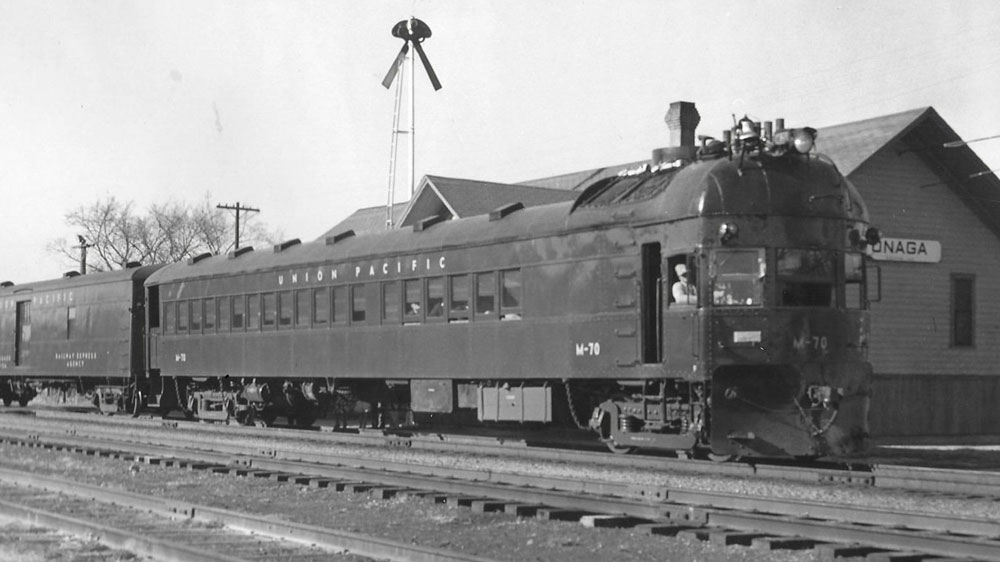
top-left (7, 426), bottom-right (1000, 560)
top-left (0, 466), bottom-right (500, 562)
top-left (26, 407), bottom-right (1000, 497)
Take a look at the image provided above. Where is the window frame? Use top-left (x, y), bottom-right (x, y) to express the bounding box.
top-left (951, 274), bottom-right (975, 348)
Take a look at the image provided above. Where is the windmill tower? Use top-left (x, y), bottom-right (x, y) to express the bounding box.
top-left (382, 17), bottom-right (442, 229)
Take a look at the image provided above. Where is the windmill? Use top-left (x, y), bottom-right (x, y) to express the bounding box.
top-left (382, 17), bottom-right (442, 228)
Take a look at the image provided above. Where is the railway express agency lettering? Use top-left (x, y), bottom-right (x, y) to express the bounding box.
top-left (868, 237), bottom-right (941, 263)
top-left (278, 255), bottom-right (447, 286)
top-left (54, 351), bottom-right (97, 368)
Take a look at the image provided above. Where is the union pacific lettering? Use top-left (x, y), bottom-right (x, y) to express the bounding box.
top-left (278, 255), bottom-right (447, 286)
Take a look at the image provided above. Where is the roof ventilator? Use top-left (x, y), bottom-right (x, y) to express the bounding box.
top-left (489, 202), bottom-right (524, 221)
top-left (325, 230), bottom-right (356, 245)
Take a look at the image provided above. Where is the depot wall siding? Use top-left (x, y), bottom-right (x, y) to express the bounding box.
top-left (852, 146), bottom-right (1000, 376)
top-left (851, 145), bottom-right (1000, 437)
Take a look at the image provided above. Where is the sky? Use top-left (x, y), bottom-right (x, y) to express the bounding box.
top-left (1, 1), bottom-right (999, 282)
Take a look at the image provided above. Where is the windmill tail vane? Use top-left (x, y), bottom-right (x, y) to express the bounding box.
top-left (381, 17), bottom-right (442, 91)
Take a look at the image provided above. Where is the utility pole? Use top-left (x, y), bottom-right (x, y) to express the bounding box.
top-left (74, 235), bottom-right (91, 274)
top-left (216, 202), bottom-right (260, 250)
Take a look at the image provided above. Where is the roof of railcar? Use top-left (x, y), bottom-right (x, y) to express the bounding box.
top-left (147, 153), bottom-right (855, 286)
top-left (0, 264), bottom-right (164, 297)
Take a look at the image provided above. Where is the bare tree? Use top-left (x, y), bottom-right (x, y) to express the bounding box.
top-left (48, 194), bottom-right (282, 273)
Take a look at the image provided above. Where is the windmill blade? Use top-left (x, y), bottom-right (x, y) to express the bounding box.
top-left (412, 41), bottom-right (442, 91)
top-left (381, 43), bottom-right (409, 89)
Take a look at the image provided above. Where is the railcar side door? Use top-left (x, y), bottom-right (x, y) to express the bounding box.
top-left (14, 301), bottom-right (30, 366)
top-left (663, 254), bottom-right (698, 377)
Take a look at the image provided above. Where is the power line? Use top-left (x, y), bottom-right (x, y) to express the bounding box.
top-left (216, 202), bottom-right (260, 250)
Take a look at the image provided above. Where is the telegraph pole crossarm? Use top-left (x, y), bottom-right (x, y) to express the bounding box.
top-left (216, 202), bottom-right (260, 250)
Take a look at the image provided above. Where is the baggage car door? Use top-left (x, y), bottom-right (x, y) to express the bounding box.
top-left (14, 301), bottom-right (30, 366)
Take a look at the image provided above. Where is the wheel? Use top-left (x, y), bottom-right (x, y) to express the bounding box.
top-left (605, 440), bottom-right (636, 455)
top-left (2, 398), bottom-right (11, 407)
top-left (130, 391), bottom-right (143, 418)
top-left (707, 453), bottom-right (735, 463)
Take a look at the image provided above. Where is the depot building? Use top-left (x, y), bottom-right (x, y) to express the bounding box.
top-left (328, 103), bottom-right (1000, 443)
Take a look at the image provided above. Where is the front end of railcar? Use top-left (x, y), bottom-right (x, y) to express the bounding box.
top-left (697, 122), bottom-right (878, 458)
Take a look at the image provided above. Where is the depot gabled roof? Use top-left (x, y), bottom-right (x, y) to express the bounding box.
top-left (318, 175), bottom-right (577, 239)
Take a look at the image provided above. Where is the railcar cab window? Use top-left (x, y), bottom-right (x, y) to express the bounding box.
top-left (711, 249), bottom-right (765, 307)
top-left (776, 249), bottom-right (834, 307)
top-left (500, 269), bottom-right (522, 320)
top-left (668, 255), bottom-right (698, 307)
top-left (844, 252), bottom-right (865, 309)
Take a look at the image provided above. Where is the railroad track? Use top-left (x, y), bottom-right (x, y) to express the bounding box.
top-left (1, 411), bottom-right (998, 561)
top-left (9, 407), bottom-right (1000, 498)
top-left (0, 466), bottom-right (498, 562)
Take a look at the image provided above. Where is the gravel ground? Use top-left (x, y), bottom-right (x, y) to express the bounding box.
top-left (0, 444), bottom-right (820, 562)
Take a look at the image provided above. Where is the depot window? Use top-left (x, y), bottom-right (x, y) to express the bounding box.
top-left (710, 249), bottom-right (764, 307)
top-left (776, 248), bottom-right (834, 307)
top-left (952, 275), bottom-right (975, 348)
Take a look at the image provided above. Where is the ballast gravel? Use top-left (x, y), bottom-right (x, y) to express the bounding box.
top-left (0, 444), bottom-right (819, 562)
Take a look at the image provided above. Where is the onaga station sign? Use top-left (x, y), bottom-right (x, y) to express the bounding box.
top-left (867, 237), bottom-right (941, 263)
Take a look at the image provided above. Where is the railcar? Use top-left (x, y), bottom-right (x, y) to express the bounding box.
top-left (0, 265), bottom-right (164, 411)
top-left (143, 116), bottom-right (878, 458)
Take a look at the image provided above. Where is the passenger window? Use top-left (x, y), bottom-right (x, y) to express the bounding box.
top-left (500, 269), bottom-right (522, 320)
top-left (231, 295), bottom-right (245, 330)
top-left (351, 285), bottom-right (367, 323)
top-left (277, 291), bottom-right (293, 327)
top-left (332, 286), bottom-right (347, 323)
top-left (262, 293), bottom-right (276, 328)
top-left (404, 279), bottom-right (422, 323)
top-left (449, 275), bottom-right (470, 322)
top-left (177, 300), bottom-right (189, 333)
top-left (247, 295), bottom-right (260, 330)
top-left (383, 281), bottom-right (400, 323)
top-left (476, 272), bottom-right (496, 318)
top-left (218, 297), bottom-right (230, 332)
top-left (314, 288), bottom-right (330, 325)
top-left (190, 300), bottom-right (202, 332)
top-left (163, 303), bottom-right (174, 334)
top-left (427, 277), bottom-right (444, 319)
top-left (203, 298), bottom-right (215, 332)
top-left (295, 289), bottom-right (310, 327)
top-left (67, 306), bottom-right (76, 339)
